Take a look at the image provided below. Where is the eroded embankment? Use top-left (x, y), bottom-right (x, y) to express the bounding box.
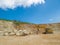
top-left (0, 20), bottom-right (60, 36)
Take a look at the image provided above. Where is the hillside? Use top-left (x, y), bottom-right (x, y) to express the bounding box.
top-left (0, 19), bottom-right (60, 45)
top-left (0, 19), bottom-right (60, 36)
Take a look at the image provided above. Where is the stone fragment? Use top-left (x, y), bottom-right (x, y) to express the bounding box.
top-left (9, 32), bottom-right (15, 36)
top-left (0, 31), bottom-right (4, 36)
top-left (16, 30), bottom-right (24, 36)
top-left (4, 32), bottom-right (9, 36)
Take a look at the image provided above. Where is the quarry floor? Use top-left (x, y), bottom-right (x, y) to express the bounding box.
top-left (0, 34), bottom-right (60, 45)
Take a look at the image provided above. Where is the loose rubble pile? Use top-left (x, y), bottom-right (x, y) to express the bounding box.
top-left (0, 29), bottom-right (53, 36)
top-left (0, 29), bottom-right (39, 36)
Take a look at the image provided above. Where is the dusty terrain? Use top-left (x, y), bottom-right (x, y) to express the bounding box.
top-left (0, 34), bottom-right (60, 45)
top-left (0, 20), bottom-right (60, 45)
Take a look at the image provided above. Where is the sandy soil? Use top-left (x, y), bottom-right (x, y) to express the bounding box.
top-left (0, 34), bottom-right (60, 45)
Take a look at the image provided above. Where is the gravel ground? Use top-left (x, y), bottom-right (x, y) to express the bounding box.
top-left (0, 34), bottom-right (60, 45)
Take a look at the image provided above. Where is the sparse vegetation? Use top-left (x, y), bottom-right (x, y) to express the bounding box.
top-left (0, 18), bottom-right (33, 25)
top-left (0, 18), bottom-right (13, 22)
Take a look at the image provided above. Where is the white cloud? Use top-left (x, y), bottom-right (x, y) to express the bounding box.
top-left (0, 0), bottom-right (45, 9)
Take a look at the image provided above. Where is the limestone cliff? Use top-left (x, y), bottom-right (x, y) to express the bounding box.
top-left (0, 20), bottom-right (60, 36)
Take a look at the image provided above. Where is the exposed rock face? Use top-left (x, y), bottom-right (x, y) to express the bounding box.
top-left (51, 23), bottom-right (60, 34)
top-left (0, 20), bottom-right (16, 36)
top-left (0, 20), bottom-right (60, 36)
top-left (0, 20), bottom-right (15, 32)
top-left (15, 24), bottom-right (39, 34)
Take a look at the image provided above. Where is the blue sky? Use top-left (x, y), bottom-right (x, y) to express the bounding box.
top-left (0, 0), bottom-right (60, 24)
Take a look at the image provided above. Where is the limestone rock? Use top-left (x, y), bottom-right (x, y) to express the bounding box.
top-left (0, 20), bottom-right (60, 36)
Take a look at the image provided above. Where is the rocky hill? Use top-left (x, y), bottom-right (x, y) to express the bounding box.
top-left (0, 19), bottom-right (60, 36)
